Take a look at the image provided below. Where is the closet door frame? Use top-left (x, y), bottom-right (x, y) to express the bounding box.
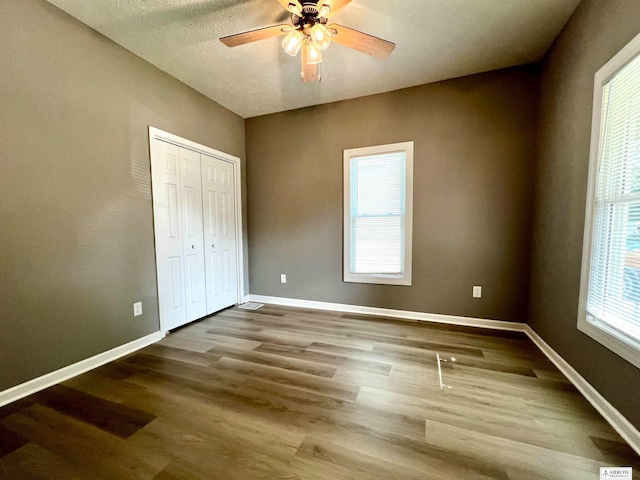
top-left (149, 126), bottom-right (245, 333)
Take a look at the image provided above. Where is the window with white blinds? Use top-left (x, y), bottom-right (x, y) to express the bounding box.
top-left (343, 142), bottom-right (413, 285)
top-left (579, 33), bottom-right (640, 369)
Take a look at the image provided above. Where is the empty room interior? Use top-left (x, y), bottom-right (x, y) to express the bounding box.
top-left (1, 0), bottom-right (640, 478)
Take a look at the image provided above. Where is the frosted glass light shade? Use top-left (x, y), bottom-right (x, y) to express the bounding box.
top-left (282, 29), bottom-right (305, 56)
top-left (318, 3), bottom-right (331, 17)
top-left (310, 23), bottom-right (331, 50)
top-left (305, 42), bottom-right (323, 64)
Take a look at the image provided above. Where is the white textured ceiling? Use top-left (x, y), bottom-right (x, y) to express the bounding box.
top-left (46, 0), bottom-right (581, 118)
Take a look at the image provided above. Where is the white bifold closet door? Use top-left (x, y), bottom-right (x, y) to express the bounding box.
top-left (178, 148), bottom-right (208, 322)
top-left (151, 138), bottom-right (238, 331)
top-left (201, 154), bottom-right (238, 314)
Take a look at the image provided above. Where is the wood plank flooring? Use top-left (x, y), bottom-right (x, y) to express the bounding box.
top-left (1, 305), bottom-right (638, 479)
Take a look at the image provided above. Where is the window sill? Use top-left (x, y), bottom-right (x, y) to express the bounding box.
top-left (578, 315), bottom-right (640, 369)
top-left (343, 273), bottom-right (412, 286)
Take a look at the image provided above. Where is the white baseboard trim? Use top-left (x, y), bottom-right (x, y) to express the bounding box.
top-left (524, 325), bottom-right (640, 456)
top-left (248, 294), bottom-right (527, 332)
top-left (0, 331), bottom-right (165, 408)
top-left (249, 294), bottom-right (640, 455)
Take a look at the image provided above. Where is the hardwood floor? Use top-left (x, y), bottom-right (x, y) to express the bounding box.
top-left (1, 305), bottom-right (638, 479)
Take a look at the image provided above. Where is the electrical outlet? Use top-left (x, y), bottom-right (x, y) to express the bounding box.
top-left (280, 274), bottom-right (287, 284)
top-left (133, 302), bottom-right (143, 316)
top-left (473, 286), bottom-right (482, 298)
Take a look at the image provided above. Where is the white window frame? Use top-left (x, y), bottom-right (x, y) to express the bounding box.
top-left (578, 33), bottom-right (640, 369)
top-left (343, 141), bottom-right (414, 286)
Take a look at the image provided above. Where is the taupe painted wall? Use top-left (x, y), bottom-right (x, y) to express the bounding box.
top-left (246, 66), bottom-right (539, 322)
top-left (530, 0), bottom-right (640, 428)
top-left (0, 0), bottom-right (246, 391)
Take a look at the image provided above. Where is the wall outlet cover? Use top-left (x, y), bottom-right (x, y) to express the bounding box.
top-left (281, 274), bottom-right (287, 284)
top-left (133, 302), bottom-right (143, 316)
top-left (473, 286), bottom-right (482, 298)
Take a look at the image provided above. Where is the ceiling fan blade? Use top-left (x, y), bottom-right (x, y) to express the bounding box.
top-left (329, 24), bottom-right (396, 59)
top-left (301, 47), bottom-right (320, 82)
top-left (275, 0), bottom-right (302, 15)
top-left (319, 0), bottom-right (352, 18)
top-left (220, 25), bottom-right (290, 47)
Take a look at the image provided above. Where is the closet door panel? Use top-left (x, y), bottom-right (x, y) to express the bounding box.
top-left (150, 141), bottom-right (187, 330)
top-left (179, 148), bottom-right (207, 322)
top-left (201, 155), bottom-right (238, 314)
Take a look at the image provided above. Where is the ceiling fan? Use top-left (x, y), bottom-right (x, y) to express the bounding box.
top-left (220, 0), bottom-right (396, 82)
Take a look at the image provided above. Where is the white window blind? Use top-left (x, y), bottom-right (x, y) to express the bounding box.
top-left (350, 152), bottom-right (406, 275)
top-left (343, 142), bottom-right (413, 286)
top-left (580, 35), bottom-right (640, 368)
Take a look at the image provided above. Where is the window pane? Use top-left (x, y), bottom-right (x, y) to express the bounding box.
top-left (351, 216), bottom-right (404, 274)
top-left (587, 51), bottom-right (640, 342)
top-left (350, 152), bottom-right (406, 275)
top-left (352, 154), bottom-right (405, 216)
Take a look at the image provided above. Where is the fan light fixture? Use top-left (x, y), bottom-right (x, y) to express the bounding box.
top-left (310, 23), bottom-right (332, 50)
top-left (305, 41), bottom-right (323, 64)
top-left (279, 4), bottom-right (333, 66)
top-left (318, 4), bottom-right (331, 17)
top-left (282, 29), bottom-right (305, 56)
top-left (283, 23), bottom-right (329, 65)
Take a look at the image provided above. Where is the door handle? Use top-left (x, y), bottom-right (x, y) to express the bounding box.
top-left (212, 244), bottom-right (215, 248)
top-left (191, 244), bottom-right (196, 249)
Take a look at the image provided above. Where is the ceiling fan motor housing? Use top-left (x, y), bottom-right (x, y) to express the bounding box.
top-left (292, 2), bottom-right (328, 31)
